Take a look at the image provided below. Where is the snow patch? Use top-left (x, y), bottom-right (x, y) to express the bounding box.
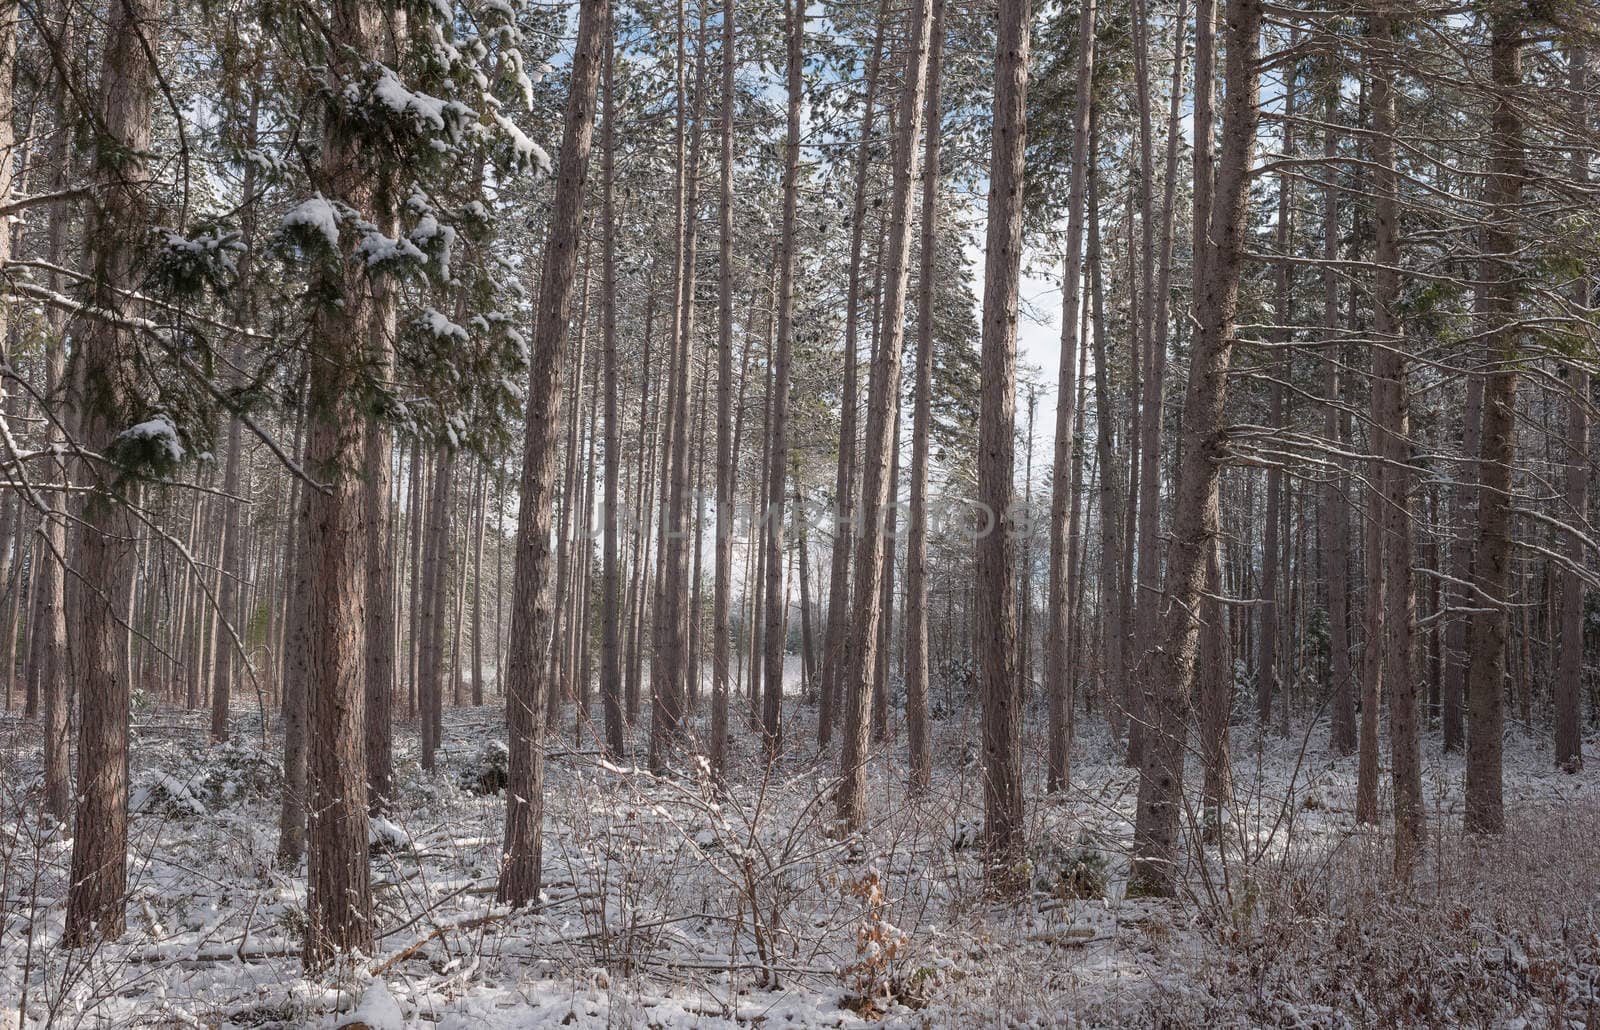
top-left (116, 413), bottom-right (185, 463)
top-left (283, 195), bottom-right (341, 249)
top-left (344, 979), bottom-right (404, 1030)
top-left (418, 308), bottom-right (469, 342)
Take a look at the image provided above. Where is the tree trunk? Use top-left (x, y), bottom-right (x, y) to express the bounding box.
top-left (210, 92), bottom-right (261, 743)
top-left (549, 271), bottom-right (591, 725)
top-left (1465, 12), bottom-right (1524, 837)
top-left (365, 66), bottom-right (402, 809)
top-left (298, 0), bottom-right (395, 964)
top-left (1198, 537), bottom-right (1232, 827)
top-left (871, 412), bottom-right (900, 744)
top-left (650, 0), bottom-right (710, 768)
top-left (835, 0), bottom-right (934, 831)
top-left (760, 0), bottom-right (804, 759)
top-left (63, 0), bottom-right (158, 945)
top-left (36, 22), bottom-right (74, 821)
top-left (1555, 45), bottom-right (1588, 774)
top-left (1131, 0), bottom-right (1190, 692)
top-left (1088, 124), bottom-right (1126, 741)
top-left (1259, 57), bottom-right (1294, 728)
top-left (1321, 83), bottom-right (1356, 756)
top-left (904, 0), bottom-right (945, 794)
top-left (471, 463), bottom-right (487, 707)
top-left (1367, 11), bottom-right (1423, 876)
top-left (277, 404), bottom-right (312, 868)
top-left (601, 8), bottom-right (627, 760)
top-left (1045, 0), bottom-right (1095, 793)
top-left (420, 445), bottom-right (455, 770)
top-left (795, 470), bottom-right (817, 703)
top-left (499, 0), bottom-right (607, 908)
top-left (975, 0), bottom-right (1029, 861)
top-left (820, 0), bottom-right (893, 748)
top-left (1127, 0), bottom-right (1262, 898)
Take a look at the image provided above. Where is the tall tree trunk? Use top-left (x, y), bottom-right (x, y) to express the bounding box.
top-left (1321, 83), bottom-right (1356, 756)
top-left (1018, 390), bottom-right (1036, 694)
top-left (420, 445), bottom-right (455, 769)
top-left (365, 55), bottom-right (402, 809)
top-left (820, 0), bottom-right (894, 747)
top-left (1132, 0), bottom-right (1190, 688)
top-left (650, 0), bottom-right (710, 768)
top-left (37, 20), bottom-right (74, 821)
top-left (278, 393), bottom-right (312, 868)
top-left (1443, 371), bottom-right (1481, 750)
top-left (63, 0), bottom-right (158, 946)
top-left (1465, 11), bottom-right (1524, 837)
top-left (835, 0), bottom-right (934, 830)
top-left (688, 371), bottom-right (710, 709)
top-left (975, 0), bottom-right (1029, 860)
top-left (1046, 0), bottom-right (1096, 793)
top-left (795, 470), bottom-right (817, 703)
top-left (1555, 45), bottom-right (1589, 774)
top-left (626, 289), bottom-right (658, 726)
top-left (1259, 56), bottom-right (1294, 728)
top-left (1087, 125), bottom-right (1126, 741)
top-left (904, 0), bottom-right (945, 794)
top-left (499, 0), bottom-right (608, 908)
top-left (298, 0), bottom-right (395, 963)
top-left (761, 0), bottom-right (804, 758)
top-left (1121, 201), bottom-right (1144, 767)
top-left (1197, 537), bottom-right (1232, 827)
top-left (1127, 0), bottom-right (1262, 898)
top-left (871, 411), bottom-right (900, 744)
top-left (748, 336), bottom-right (771, 727)
top-left (211, 93), bottom-right (262, 743)
top-left (1356, 468), bottom-right (1383, 824)
top-left (406, 446), bottom-right (425, 717)
top-left (549, 271), bottom-right (591, 725)
top-left (1367, 10), bottom-right (1423, 875)
top-left (471, 463), bottom-right (487, 707)
top-left (600, 7), bottom-right (627, 760)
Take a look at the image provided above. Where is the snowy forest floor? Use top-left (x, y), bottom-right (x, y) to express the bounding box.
top-left (2, 687), bottom-right (1599, 1028)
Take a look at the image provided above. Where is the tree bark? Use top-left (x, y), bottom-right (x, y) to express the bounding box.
top-left (420, 445), bottom-right (455, 769)
top-left (1259, 55), bottom-right (1294, 728)
top-left (1127, 0), bottom-right (1262, 898)
top-left (499, 0), bottom-right (608, 908)
top-left (1367, 9), bottom-right (1423, 875)
top-left (1555, 45), bottom-right (1588, 774)
top-left (63, 0), bottom-right (158, 945)
top-left (1087, 124), bottom-right (1126, 741)
top-left (871, 412), bottom-right (900, 745)
top-left (820, 0), bottom-right (893, 748)
top-left (1465, 11), bottom-right (1524, 837)
top-left (975, 0), bottom-right (1030, 861)
top-left (904, 0), bottom-right (944, 795)
top-left (650, 0), bottom-right (710, 768)
top-left (365, 60), bottom-right (402, 809)
top-left (1045, 0), bottom-right (1095, 793)
top-left (1197, 537), bottom-right (1232, 826)
top-left (36, 17), bottom-right (74, 821)
top-left (1321, 83), bottom-right (1356, 757)
top-left (298, 0), bottom-right (396, 964)
top-left (835, 0), bottom-right (934, 831)
top-left (600, 7), bottom-right (627, 760)
top-left (759, 0), bottom-right (804, 759)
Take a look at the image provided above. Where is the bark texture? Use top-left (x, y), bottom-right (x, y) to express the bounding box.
top-left (500, 0), bottom-right (607, 908)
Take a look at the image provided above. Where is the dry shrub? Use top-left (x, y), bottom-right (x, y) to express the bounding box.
top-left (1165, 801), bottom-right (1600, 1027)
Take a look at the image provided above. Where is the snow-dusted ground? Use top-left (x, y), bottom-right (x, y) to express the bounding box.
top-left (1, 680), bottom-right (1598, 1028)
